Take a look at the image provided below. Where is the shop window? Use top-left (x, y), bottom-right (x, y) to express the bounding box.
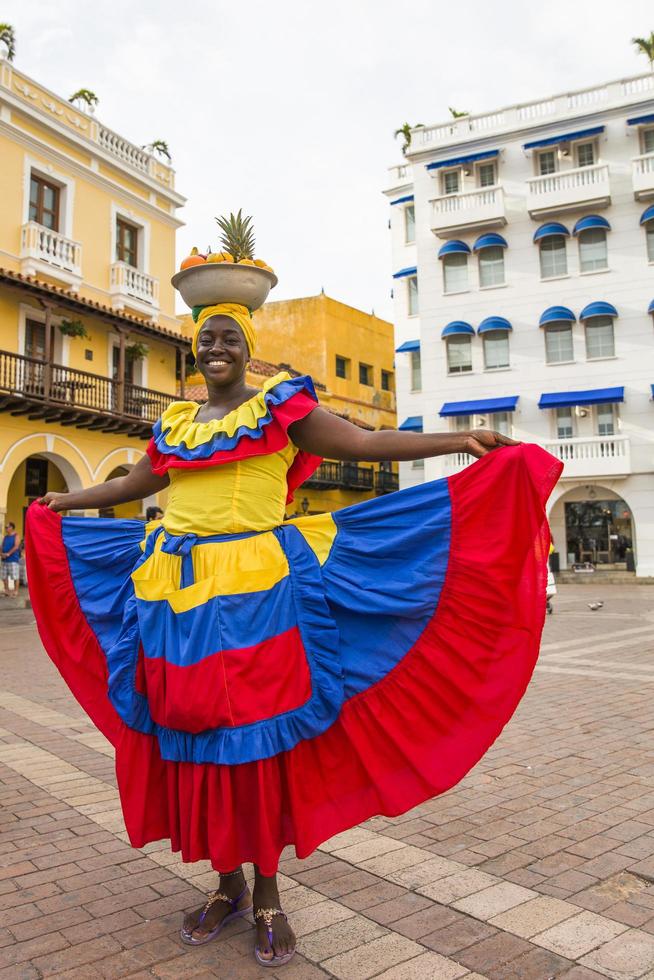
top-left (544, 322), bottom-right (574, 364)
top-left (25, 458), bottom-right (48, 498)
top-left (446, 335), bottom-right (472, 374)
top-left (585, 315), bottom-right (614, 359)
top-left (478, 246), bottom-right (505, 287)
top-left (482, 330), bottom-right (510, 370)
top-left (443, 253), bottom-right (468, 293)
top-left (539, 236), bottom-right (567, 278)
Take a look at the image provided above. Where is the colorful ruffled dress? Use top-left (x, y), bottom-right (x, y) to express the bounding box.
top-left (26, 371), bottom-right (562, 875)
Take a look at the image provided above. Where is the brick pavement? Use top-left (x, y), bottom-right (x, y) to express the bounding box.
top-left (1, 584), bottom-right (654, 978)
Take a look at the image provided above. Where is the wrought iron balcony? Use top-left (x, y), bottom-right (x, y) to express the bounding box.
top-left (375, 470), bottom-right (399, 493)
top-left (0, 349), bottom-right (174, 438)
top-left (303, 460), bottom-right (376, 492)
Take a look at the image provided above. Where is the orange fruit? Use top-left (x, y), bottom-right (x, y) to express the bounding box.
top-left (180, 247), bottom-right (206, 270)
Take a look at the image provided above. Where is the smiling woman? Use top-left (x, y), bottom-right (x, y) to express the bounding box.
top-left (25, 240), bottom-right (560, 970)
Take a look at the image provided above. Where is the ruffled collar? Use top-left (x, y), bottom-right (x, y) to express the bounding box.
top-left (152, 372), bottom-right (317, 459)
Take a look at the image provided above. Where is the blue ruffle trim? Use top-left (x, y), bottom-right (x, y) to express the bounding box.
top-left (104, 522), bottom-right (345, 765)
top-left (151, 375), bottom-right (318, 461)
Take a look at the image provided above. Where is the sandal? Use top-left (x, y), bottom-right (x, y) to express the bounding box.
top-left (254, 907), bottom-right (296, 968)
top-left (180, 884), bottom-right (252, 946)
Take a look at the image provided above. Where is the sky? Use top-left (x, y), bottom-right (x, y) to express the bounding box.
top-left (4, 0), bottom-right (654, 321)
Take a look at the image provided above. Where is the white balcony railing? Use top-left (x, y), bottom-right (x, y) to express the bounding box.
top-left (632, 152), bottom-right (654, 200)
top-left (110, 262), bottom-right (159, 312)
top-left (526, 163), bottom-right (611, 217)
top-left (430, 185), bottom-right (506, 235)
top-left (20, 222), bottom-right (82, 284)
top-left (386, 163), bottom-right (411, 191)
top-left (542, 435), bottom-right (631, 478)
top-left (412, 73), bottom-right (654, 148)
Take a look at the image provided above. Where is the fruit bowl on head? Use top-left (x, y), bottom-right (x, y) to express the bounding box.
top-left (171, 262), bottom-right (278, 311)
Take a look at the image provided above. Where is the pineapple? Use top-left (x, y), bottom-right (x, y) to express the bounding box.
top-left (215, 209), bottom-right (256, 263)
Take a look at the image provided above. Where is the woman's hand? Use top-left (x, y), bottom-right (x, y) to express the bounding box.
top-left (462, 429), bottom-right (521, 459)
top-left (37, 492), bottom-right (74, 512)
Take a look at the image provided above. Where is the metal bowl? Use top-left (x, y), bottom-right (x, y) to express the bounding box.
top-left (171, 263), bottom-right (278, 310)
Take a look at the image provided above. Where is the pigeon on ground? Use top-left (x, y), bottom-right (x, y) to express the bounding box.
top-left (587, 601), bottom-right (604, 611)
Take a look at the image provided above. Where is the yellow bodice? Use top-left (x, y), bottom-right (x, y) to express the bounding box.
top-left (162, 442), bottom-right (298, 536)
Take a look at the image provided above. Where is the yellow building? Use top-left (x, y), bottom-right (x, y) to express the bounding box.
top-left (0, 59), bottom-right (188, 534)
top-left (181, 293), bottom-right (398, 514)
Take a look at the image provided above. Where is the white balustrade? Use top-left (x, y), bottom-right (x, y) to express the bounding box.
top-left (430, 185), bottom-right (506, 233)
top-left (110, 262), bottom-right (159, 308)
top-left (542, 436), bottom-right (631, 478)
top-left (20, 222), bottom-right (82, 278)
top-left (632, 152), bottom-right (654, 198)
top-left (98, 126), bottom-right (150, 172)
top-left (526, 163), bottom-right (611, 216)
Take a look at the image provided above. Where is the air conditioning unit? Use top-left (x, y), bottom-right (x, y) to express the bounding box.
top-left (575, 406), bottom-right (588, 418)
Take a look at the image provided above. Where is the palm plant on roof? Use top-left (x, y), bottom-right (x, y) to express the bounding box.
top-left (0, 23), bottom-right (15, 61)
top-left (394, 122), bottom-right (424, 156)
top-left (68, 89), bottom-right (99, 111)
top-left (144, 140), bottom-right (172, 162)
top-left (632, 32), bottom-right (654, 70)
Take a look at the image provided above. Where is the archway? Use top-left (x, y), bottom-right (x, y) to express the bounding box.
top-left (5, 454), bottom-right (72, 537)
top-left (99, 465), bottom-right (143, 520)
top-left (548, 484), bottom-right (635, 570)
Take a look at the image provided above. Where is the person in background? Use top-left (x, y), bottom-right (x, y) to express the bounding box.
top-left (1, 521), bottom-right (22, 598)
top-left (145, 505), bottom-right (164, 522)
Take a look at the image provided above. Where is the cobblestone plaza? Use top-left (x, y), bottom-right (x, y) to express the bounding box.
top-left (1, 585), bottom-right (654, 979)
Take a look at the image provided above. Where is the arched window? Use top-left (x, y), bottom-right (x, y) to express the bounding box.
top-left (446, 335), bottom-right (472, 374)
top-left (539, 235), bottom-right (567, 278)
top-left (482, 329), bottom-right (510, 369)
top-left (578, 228), bottom-right (608, 272)
top-left (544, 322), bottom-right (574, 364)
top-left (442, 253), bottom-right (468, 293)
top-left (585, 315), bottom-right (614, 359)
top-left (478, 246), bottom-right (505, 287)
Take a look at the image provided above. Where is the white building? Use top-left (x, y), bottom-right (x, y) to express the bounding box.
top-left (384, 71), bottom-right (654, 578)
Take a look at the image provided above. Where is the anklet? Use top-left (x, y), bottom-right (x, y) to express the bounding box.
top-left (219, 868), bottom-right (244, 879)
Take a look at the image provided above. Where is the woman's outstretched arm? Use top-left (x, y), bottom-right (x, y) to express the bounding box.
top-left (290, 408), bottom-right (519, 462)
top-left (37, 454), bottom-right (169, 513)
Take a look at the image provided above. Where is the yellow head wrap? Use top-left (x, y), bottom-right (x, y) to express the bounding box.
top-left (191, 303), bottom-right (256, 358)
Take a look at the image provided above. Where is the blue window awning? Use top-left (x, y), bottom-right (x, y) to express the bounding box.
top-left (627, 113), bottom-right (654, 126)
top-left (533, 221), bottom-right (570, 242)
top-left (426, 149), bottom-right (498, 172)
top-left (573, 214), bottom-right (611, 235)
top-left (441, 321), bottom-right (474, 338)
top-left (648, 299), bottom-right (654, 315)
top-left (523, 125), bottom-right (604, 150)
top-left (392, 266), bottom-right (417, 279)
top-left (395, 339), bottom-right (420, 353)
top-left (438, 240), bottom-right (471, 258)
top-left (579, 301), bottom-right (618, 320)
top-left (439, 396), bottom-right (519, 417)
top-left (641, 204), bottom-right (654, 225)
top-left (539, 387), bottom-right (624, 409)
top-left (390, 194), bottom-right (414, 206)
top-left (473, 232), bottom-right (508, 251)
top-left (399, 416), bottom-right (423, 432)
top-left (478, 316), bottom-right (512, 334)
top-left (539, 305), bottom-right (576, 327)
